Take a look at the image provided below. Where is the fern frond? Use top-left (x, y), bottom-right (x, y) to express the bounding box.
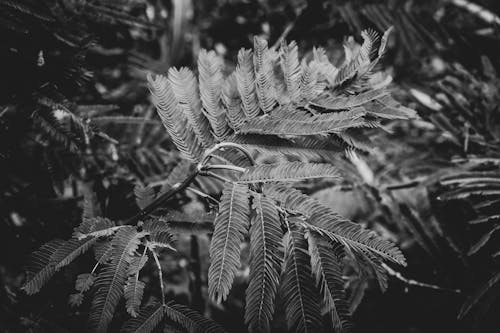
top-left (238, 108), bottom-right (367, 135)
top-left (280, 41), bottom-right (302, 104)
top-left (125, 278), bottom-right (146, 318)
top-left (332, 29), bottom-right (378, 89)
top-left (94, 240), bottom-right (113, 263)
top-left (73, 217), bottom-right (117, 239)
top-left (299, 60), bottom-right (324, 102)
top-left (76, 273), bottom-right (96, 292)
top-left (148, 73), bottom-right (203, 161)
top-left (253, 37), bottom-right (276, 113)
top-left (208, 182), bottom-right (250, 303)
top-left (238, 162), bottom-right (340, 183)
top-left (370, 96), bottom-right (418, 120)
top-left (198, 50), bottom-right (230, 140)
top-left (134, 184), bottom-right (156, 210)
top-left (50, 237), bottom-right (98, 269)
top-left (142, 219), bottom-right (176, 250)
top-left (236, 49), bottom-right (260, 118)
top-left (245, 193), bottom-right (283, 333)
top-left (164, 301), bottom-right (226, 333)
top-left (281, 225), bottom-right (322, 333)
top-left (222, 73), bottom-right (247, 130)
top-left (264, 184), bottom-right (406, 266)
top-left (312, 88), bottom-right (389, 110)
top-left (125, 252), bottom-right (149, 317)
top-left (88, 227), bottom-right (145, 332)
top-left (169, 67), bottom-right (214, 148)
top-left (306, 232), bottom-right (351, 333)
top-left (230, 134), bottom-right (344, 161)
top-left (122, 303), bottom-right (166, 333)
top-left (22, 239), bottom-right (65, 295)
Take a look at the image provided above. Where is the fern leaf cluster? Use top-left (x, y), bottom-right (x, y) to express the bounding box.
top-left (23, 28), bottom-right (415, 333)
top-left (148, 28), bottom-right (416, 163)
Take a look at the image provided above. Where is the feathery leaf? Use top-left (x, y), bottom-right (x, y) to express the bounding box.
top-left (245, 193), bottom-right (283, 333)
top-left (208, 183), bottom-right (250, 303)
top-left (281, 225), bottom-right (323, 333)
top-left (239, 162), bottom-right (340, 183)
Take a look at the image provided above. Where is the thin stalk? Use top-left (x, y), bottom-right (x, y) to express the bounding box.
top-left (186, 187), bottom-right (219, 205)
top-left (202, 142), bottom-right (255, 165)
top-left (150, 248), bottom-right (166, 305)
top-left (200, 170), bottom-right (233, 184)
top-left (203, 164), bottom-right (247, 173)
top-left (125, 168), bottom-right (199, 225)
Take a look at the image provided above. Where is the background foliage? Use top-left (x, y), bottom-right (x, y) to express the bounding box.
top-left (1, 0), bottom-right (500, 332)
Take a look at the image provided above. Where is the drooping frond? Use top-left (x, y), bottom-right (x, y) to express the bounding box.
top-left (73, 217), bottom-right (118, 239)
top-left (208, 182), bottom-right (250, 303)
top-left (238, 108), bottom-right (368, 136)
top-left (169, 67), bottom-right (214, 148)
top-left (236, 49), bottom-right (260, 118)
top-left (306, 232), bottom-right (351, 333)
top-left (76, 273), bottom-right (96, 292)
top-left (122, 303), bottom-right (166, 333)
top-left (280, 40), bottom-right (302, 104)
top-left (198, 50), bottom-right (230, 140)
top-left (124, 252), bottom-right (148, 317)
top-left (164, 301), bottom-right (227, 333)
top-left (134, 184), bottom-right (156, 210)
top-left (264, 184), bottom-right (406, 266)
top-left (147, 73), bottom-right (203, 161)
top-left (50, 237), bottom-right (98, 269)
top-left (22, 239), bottom-right (65, 295)
top-left (222, 73), bottom-right (247, 130)
top-left (245, 193), bottom-right (283, 333)
top-left (281, 225), bottom-right (322, 333)
top-left (88, 227), bottom-right (145, 332)
top-left (253, 37), bottom-right (276, 113)
top-left (238, 162), bottom-right (340, 183)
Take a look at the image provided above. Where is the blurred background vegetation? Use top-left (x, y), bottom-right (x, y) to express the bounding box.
top-left (1, 0), bottom-right (500, 332)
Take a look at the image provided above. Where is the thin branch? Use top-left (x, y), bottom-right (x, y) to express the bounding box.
top-left (202, 142), bottom-right (255, 165)
top-left (382, 263), bottom-right (461, 293)
top-left (150, 247), bottom-right (166, 306)
top-left (203, 164), bottom-right (247, 173)
top-left (200, 170), bottom-right (234, 184)
top-left (124, 168), bottom-right (199, 225)
top-left (186, 187), bottom-right (220, 205)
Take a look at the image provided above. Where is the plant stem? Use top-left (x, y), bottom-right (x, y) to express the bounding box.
top-left (200, 170), bottom-right (233, 183)
top-left (125, 168), bottom-right (199, 225)
top-left (150, 248), bottom-right (166, 306)
top-left (202, 142), bottom-right (255, 165)
top-left (203, 164), bottom-right (247, 173)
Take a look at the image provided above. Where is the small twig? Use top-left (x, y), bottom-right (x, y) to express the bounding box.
top-left (203, 164), bottom-right (247, 173)
top-left (125, 168), bottom-right (200, 225)
top-left (200, 170), bottom-right (233, 184)
top-left (186, 187), bottom-right (219, 205)
top-left (150, 247), bottom-right (166, 306)
top-left (384, 180), bottom-right (421, 191)
top-left (271, 22), bottom-right (295, 50)
top-left (202, 142), bottom-right (255, 165)
top-left (382, 263), bottom-right (461, 293)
